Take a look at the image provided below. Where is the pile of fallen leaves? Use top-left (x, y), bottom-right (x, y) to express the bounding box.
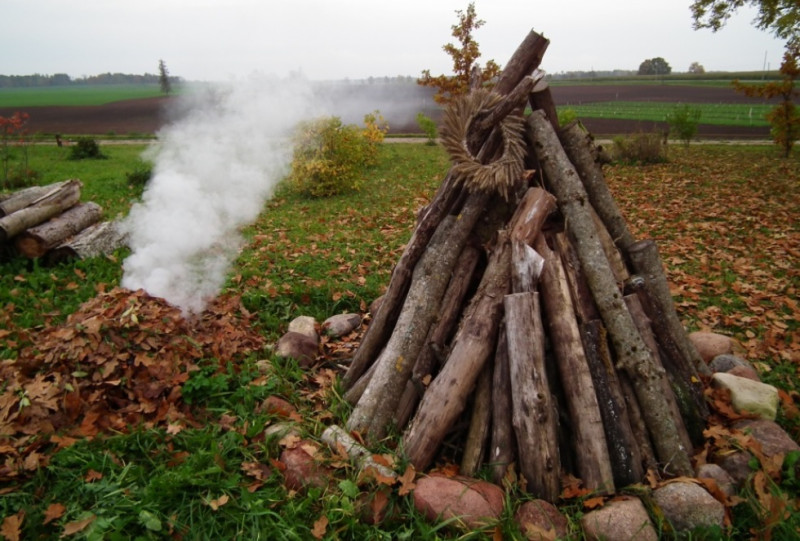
top-left (0, 287), bottom-right (265, 482)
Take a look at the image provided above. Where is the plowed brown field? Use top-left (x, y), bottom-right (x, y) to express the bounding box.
top-left (0, 84), bottom-right (772, 139)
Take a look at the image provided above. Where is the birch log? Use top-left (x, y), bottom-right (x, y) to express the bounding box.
top-left (15, 202), bottom-right (102, 258)
top-left (0, 179), bottom-right (82, 242)
top-left (527, 110), bottom-right (692, 476)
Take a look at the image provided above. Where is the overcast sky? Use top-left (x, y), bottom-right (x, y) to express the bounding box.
top-left (3, 0), bottom-right (787, 81)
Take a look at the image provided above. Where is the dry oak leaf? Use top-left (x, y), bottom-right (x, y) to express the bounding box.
top-left (43, 503), bottom-right (67, 525)
top-left (1, 510), bottom-right (24, 541)
top-left (206, 494), bottom-right (230, 511)
top-left (398, 465), bottom-right (417, 497)
top-left (311, 515), bottom-right (329, 540)
top-left (60, 514), bottom-right (96, 538)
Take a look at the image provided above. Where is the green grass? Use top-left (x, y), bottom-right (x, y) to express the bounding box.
top-left (0, 85), bottom-right (166, 107)
top-left (1, 142), bottom-right (798, 539)
top-left (558, 101), bottom-right (772, 127)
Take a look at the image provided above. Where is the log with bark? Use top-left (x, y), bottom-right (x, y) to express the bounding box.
top-left (45, 221), bottom-right (127, 265)
top-left (15, 202), bottom-right (102, 258)
top-left (339, 29), bottom-right (710, 503)
top-left (0, 179), bottom-right (82, 242)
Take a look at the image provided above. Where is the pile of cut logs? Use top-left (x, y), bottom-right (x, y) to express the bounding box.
top-left (339, 30), bottom-right (710, 501)
top-left (0, 180), bottom-right (125, 264)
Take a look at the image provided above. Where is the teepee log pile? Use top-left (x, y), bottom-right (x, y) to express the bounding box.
top-left (341, 29), bottom-right (709, 501)
top-left (0, 179), bottom-right (125, 263)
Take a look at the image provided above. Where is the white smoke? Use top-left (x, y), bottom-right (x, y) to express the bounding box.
top-left (121, 74), bottom-right (318, 315)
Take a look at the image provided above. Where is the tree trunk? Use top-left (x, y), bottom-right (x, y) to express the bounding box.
top-left (460, 362), bottom-right (493, 476)
top-left (0, 179), bottom-right (82, 242)
top-left (504, 291), bottom-right (561, 500)
top-left (536, 235), bottom-right (615, 493)
top-left (343, 172), bottom-right (463, 388)
top-left (489, 320), bottom-right (514, 485)
top-left (627, 239), bottom-right (710, 378)
top-left (0, 181), bottom-right (69, 217)
top-left (527, 110), bottom-right (693, 477)
top-left (559, 121), bottom-right (637, 254)
top-left (403, 233), bottom-right (511, 470)
top-left (580, 319), bottom-right (644, 487)
top-left (395, 243), bottom-right (483, 428)
top-left (15, 202), bottom-right (102, 258)
top-left (44, 220), bottom-right (126, 265)
top-left (347, 191), bottom-right (490, 440)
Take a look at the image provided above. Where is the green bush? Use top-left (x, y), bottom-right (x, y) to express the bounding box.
top-left (416, 112), bottom-right (438, 145)
top-left (558, 107), bottom-right (578, 126)
top-left (125, 162), bottom-right (152, 187)
top-left (287, 114), bottom-right (386, 198)
top-left (611, 131), bottom-right (668, 164)
top-left (68, 137), bottom-right (107, 160)
top-left (666, 104), bottom-right (702, 146)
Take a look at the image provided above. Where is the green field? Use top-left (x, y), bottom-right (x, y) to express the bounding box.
top-left (0, 84), bottom-right (164, 107)
top-left (558, 101), bottom-right (772, 126)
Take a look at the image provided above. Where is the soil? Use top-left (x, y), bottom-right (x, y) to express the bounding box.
top-left (0, 84), bottom-right (772, 140)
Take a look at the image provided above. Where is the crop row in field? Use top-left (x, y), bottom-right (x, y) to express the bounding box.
top-left (558, 101), bottom-right (772, 126)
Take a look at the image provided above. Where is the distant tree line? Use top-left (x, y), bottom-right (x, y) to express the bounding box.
top-left (0, 72), bottom-right (181, 88)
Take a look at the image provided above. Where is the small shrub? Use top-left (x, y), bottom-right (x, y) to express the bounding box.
top-left (416, 112), bottom-right (438, 145)
top-left (125, 162), bottom-right (153, 187)
top-left (558, 107), bottom-right (578, 126)
top-left (611, 132), bottom-right (668, 164)
top-left (666, 104), bottom-right (702, 146)
top-left (68, 137), bottom-right (107, 160)
top-left (287, 112), bottom-right (387, 198)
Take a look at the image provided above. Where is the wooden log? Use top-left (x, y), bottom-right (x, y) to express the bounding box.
top-left (559, 121), bottom-right (637, 254)
top-left (15, 202), bottom-right (102, 258)
top-left (505, 291), bottom-right (561, 500)
top-left (581, 320), bottom-right (644, 487)
top-left (511, 239), bottom-right (544, 294)
top-left (536, 235), bottom-right (615, 494)
top-left (460, 362), bottom-right (493, 476)
top-left (527, 110), bottom-right (693, 477)
top-left (528, 75), bottom-right (559, 131)
top-left (45, 221), bottom-right (126, 265)
top-left (0, 179), bottom-right (82, 242)
top-left (489, 319), bottom-right (515, 485)
top-left (627, 239), bottom-right (710, 378)
top-left (617, 371), bottom-right (659, 474)
top-left (394, 243), bottom-right (482, 428)
top-left (321, 425), bottom-right (397, 480)
top-left (624, 294), bottom-right (694, 455)
top-left (347, 191), bottom-right (491, 440)
top-left (0, 181), bottom-right (68, 217)
top-left (553, 233), bottom-right (643, 486)
top-left (402, 232), bottom-right (511, 470)
top-left (590, 207), bottom-right (629, 285)
top-left (343, 171), bottom-right (463, 388)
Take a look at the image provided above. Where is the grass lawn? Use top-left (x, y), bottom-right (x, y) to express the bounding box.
top-left (558, 101), bottom-right (772, 127)
top-left (0, 141), bottom-right (798, 539)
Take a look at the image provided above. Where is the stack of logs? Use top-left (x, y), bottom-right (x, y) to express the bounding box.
top-left (0, 179), bottom-right (125, 264)
top-left (339, 30), bottom-right (710, 502)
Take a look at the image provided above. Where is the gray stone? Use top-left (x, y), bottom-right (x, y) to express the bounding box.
top-left (727, 364), bottom-right (760, 381)
top-left (322, 313), bottom-right (362, 337)
top-left (580, 497), bottom-right (657, 541)
top-left (709, 354), bottom-right (753, 374)
top-left (715, 450), bottom-right (754, 487)
top-left (287, 315), bottom-right (318, 342)
top-left (274, 331), bottom-right (318, 368)
top-left (696, 463), bottom-right (737, 499)
top-left (732, 418), bottom-right (800, 457)
top-left (514, 499), bottom-right (569, 540)
top-left (711, 372), bottom-right (779, 420)
top-left (653, 481), bottom-right (725, 533)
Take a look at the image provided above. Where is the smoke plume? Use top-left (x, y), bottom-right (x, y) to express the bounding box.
top-left (121, 75), bottom-right (317, 315)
